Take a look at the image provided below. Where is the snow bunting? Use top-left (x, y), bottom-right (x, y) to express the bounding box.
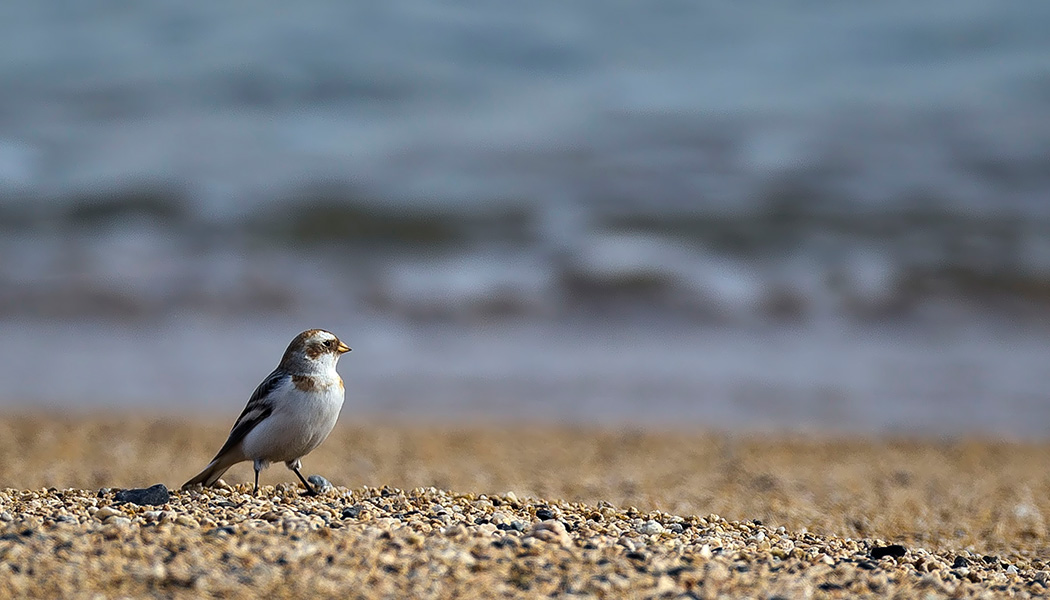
top-left (182, 329), bottom-right (351, 495)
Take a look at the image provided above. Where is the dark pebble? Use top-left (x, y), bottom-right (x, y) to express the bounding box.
top-left (870, 544), bottom-right (907, 559)
top-left (114, 484), bottom-right (170, 506)
top-left (491, 537), bottom-right (518, 549)
top-left (206, 526), bottom-right (237, 536)
top-left (952, 556), bottom-right (970, 569)
top-left (625, 551), bottom-right (647, 561)
top-left (535, 508), bottom-right (555, 521)
top-left (982, 555), bottom-right (999, 566)
top-left (858, 561), bottom-right (877, 570)
top-left (96, 488), bottom-right (112, 498)
top-left (307, 475), bottom-right (333, 492)
top-left (341, 504), bottom-right (364, 519)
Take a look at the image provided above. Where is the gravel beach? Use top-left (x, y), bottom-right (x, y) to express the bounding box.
top-left (2, 415), bottom-right (1049, 598)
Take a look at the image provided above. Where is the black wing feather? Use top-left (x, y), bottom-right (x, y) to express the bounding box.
top-left (210, 368), bottom-right (287, 460)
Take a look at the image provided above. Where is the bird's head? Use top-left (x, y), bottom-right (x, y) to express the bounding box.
top-left (281, 329), bottom-right (351, 372)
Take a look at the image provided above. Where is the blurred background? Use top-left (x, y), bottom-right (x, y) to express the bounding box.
top-left (1, 0), bottom-right (1049, 435)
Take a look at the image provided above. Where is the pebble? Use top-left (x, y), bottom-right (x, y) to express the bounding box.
top-left (871, 544), bottom-right (908, 559)
top-left (307, 475), bottom-right (333, 492)
top-left (342, 505), bottom-right (364, 519)
top-left (638, 520), bottom-right (665, 535)
top-left (114, 483), bottom-right (170, 506)
top-left (526, 520), bottom-right (571, 546)
top-left (93, 506), bottom-right (122, 521)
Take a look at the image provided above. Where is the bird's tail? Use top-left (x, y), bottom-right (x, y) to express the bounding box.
top-left (182, 453), bottom-right (241, 489)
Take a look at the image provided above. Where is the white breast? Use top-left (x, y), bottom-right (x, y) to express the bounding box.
top-left (241, 376), bottom-right (345, 463)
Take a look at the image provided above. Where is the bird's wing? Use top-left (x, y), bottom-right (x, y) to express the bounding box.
top-left (209, 368), bottom-right (288, 460)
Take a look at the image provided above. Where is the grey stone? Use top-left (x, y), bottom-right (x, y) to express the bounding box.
top-left (307, 475), bottom-right (333, 492)
top-left (114, 483), bottom-right (170, 506)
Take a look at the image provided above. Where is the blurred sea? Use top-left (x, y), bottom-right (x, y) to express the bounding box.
top-left (2, 1), bottom-right (1050, 435)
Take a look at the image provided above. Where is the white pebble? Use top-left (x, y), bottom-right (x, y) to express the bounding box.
top-left (638, 520), bottom-right (665, 535)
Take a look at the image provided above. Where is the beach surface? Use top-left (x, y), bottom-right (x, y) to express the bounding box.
top-left (2, 414), bottom-right (1049, 598)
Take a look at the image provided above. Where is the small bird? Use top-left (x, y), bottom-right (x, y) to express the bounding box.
top-left (182, 329), bottom-right (351, 495)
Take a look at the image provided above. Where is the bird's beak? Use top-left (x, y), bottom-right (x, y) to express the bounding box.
top-left (337, 342), bottom-right (351, 354)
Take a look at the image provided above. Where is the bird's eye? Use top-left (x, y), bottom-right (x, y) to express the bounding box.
top-left (323, 340), bottom-right (332, 348)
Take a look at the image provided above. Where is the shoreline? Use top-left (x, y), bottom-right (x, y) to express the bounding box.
top-left (2, 415), bottom-right (1049, 597)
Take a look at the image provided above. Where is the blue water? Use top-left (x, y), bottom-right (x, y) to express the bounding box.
top-left (1, 0), bottom-right (1048, 215)
top-left (1, 1), bottom-right (1050, 434)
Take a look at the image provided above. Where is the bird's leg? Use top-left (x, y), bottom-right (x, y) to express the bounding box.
top-left (287, 459), bottom-right (318, 496)
top-left (292, 467), bottom-right (317, 496)
top-left (253, 459), bottom-right (265, 496)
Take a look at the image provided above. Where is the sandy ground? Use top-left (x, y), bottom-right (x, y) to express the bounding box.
top-left (2, 414), bottom-right (1050, 598)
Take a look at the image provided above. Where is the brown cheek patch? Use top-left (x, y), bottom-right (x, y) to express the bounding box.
top-left (304, 345), bottom-right (323, 360)
top-left (292, 375), bottom-right (323, 392)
